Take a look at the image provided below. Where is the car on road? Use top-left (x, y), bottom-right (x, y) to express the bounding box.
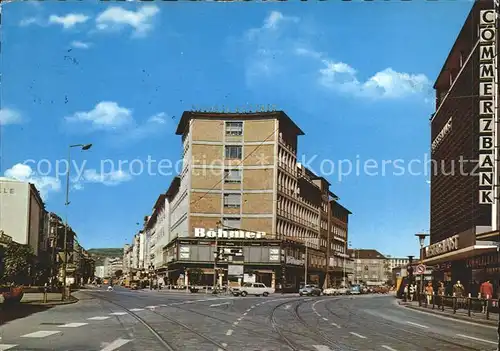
top-left (299, 284), bottom-right (322, 296)
top-left (231, 282), bottom-right (274, 297)
top-left (323, 287), bottom-right (349, 296)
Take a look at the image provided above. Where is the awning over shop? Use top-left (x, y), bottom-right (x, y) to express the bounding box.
top-left (422, 244), bottom-right (498, 266)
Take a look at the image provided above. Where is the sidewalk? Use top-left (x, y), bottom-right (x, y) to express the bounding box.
top-left (398, 299), bottom-right (499, 326)
top-left (21, 292), bottom-right (77, 305)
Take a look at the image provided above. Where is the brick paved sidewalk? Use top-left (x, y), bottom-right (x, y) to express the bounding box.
top-left (399, 299), bottom-right (499, 326)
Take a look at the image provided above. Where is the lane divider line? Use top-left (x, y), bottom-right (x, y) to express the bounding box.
top-left (226, 329), bottom-right (233, 336)
top-left (406, 321), bottom-right (428, 329)
top-left (349, 332), bottom-right (367, 339)
top-left (456, 334), bottom-right (496, 345)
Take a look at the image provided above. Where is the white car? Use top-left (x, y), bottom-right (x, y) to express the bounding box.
top-left (323, 287), bottom-right (349, 296)
top-left (232, 282), bottom-right (275, 297)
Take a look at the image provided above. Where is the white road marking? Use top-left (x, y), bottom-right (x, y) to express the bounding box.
top-left (246, 309), bottom-right (251, 312)
top-left (210, 302), bottom-right (230, 307)
top-left (21, 331), bottom-right (60, 338)
top-left (88, 316), bottom-right (110, 321)
top-left (406, 321), bottom-right (428, 329)
top-left (284, 304), bottom-right (291, 310)
top-left (159, 304), bottom-right (168, 307)
top-left (237, 317), bottom-right (243, 321)
top-left (331, 322), bottom-right (341, 329)
top-left (226, 329), bottom-right (233, 336)
top-left (312, 346), bottom-right (334, 351)
top-left (456, 334), bottom-right (496, 345)
top-left (322, 317), bottom-right (328, 321)
top-left (129, 308), bottom-right (145, 312)
top-left (222, 343), bottom-right (228, 347)
top-left (233, 321), bottom-right (239, 326)
top-left (243, 312), bottom-right (248, 316)
top-left (100, 338), bottom-right (133, 351)
top-left (0, 345), bottom-right (17, 350)
top-left (349, 332), bottom-right (367, 339)
top-left (109, 312), bottom-right (128, 316)
top-left (60, 322), bottom-right (88, 328)
top-left (381, 345), bottom-right (398, 351)
top-left (145, 306), bottom-right (157, 309)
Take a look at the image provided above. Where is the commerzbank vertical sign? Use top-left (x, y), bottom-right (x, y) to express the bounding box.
top-left (478, 9), bottom-right (497, 206)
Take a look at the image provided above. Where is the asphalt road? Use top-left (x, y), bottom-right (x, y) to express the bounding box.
top-left (0, 286), bottom-right (497, 351)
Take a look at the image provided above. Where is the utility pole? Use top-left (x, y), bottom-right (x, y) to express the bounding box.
top-left (356, 249), bottom-right (360, 285)
top-left (324, 199), bottom-right (331, 289)
top-left (213, 221), bottom-right (220, 293)
top-left (304, 242), bottom-right (308, 286)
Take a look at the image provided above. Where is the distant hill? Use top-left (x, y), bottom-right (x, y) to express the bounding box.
top-left (88, 248), bottom-right (122, 265)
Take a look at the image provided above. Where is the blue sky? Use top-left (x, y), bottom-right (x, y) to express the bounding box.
top-left (1, 1), bottom-right (473, 257)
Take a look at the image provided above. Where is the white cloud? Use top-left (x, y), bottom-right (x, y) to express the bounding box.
top-left (49, 13), bottom-right (90, 29)
top-left (147, 112), bottom-right (167, 124)
top-left (0, 108), bottom-right (23, 125)
top-left (19, 17), bottom-right (44, 27)
top-left (4, 164), bottom-right (61, 201)
top-left (65, 102), bottom-right (169, 144)
top-left (82, 169), bottom-right (133, 186)
top-left (71, 40), bottom-right (91, 49)
top-left (240, 12), bottom-right (431, 101)
top-left (65, 101), bottom-right (134, 130)
top-left (95, 5), bottom-right (160, 38)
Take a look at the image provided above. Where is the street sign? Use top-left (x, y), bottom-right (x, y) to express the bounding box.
top-left (415, 264), bottom-right (426, 274)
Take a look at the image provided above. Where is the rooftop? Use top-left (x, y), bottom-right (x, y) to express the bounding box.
top-left (347, 249), bottom-right (386, 260)
top-left (175, 110), bottom-right (305, 136)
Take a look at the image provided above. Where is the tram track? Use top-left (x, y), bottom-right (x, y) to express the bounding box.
top-left (87, 291), bottom-right (228, 351)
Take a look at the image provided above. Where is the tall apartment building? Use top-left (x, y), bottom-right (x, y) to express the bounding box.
top-left (425, 0), bottom-right (499, 292)
top-left (156, 110), bottom-right (351, 290)
top-left (0, 177), bottom-right (46, 256)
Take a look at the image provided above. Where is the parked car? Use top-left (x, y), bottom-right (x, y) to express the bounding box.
top-left (299, 284), bottom-right (322, 296)
top-left (231, 282), bottom-right (274, 297)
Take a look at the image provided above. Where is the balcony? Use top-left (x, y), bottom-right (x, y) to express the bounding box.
top-left (277, 208), bottom-right (319, 230)
top-left (278, 161), bottom-right (298, 177)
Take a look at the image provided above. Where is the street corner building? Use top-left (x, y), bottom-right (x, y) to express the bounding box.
top-left (124, 110), bottom-right (352, 291)
top-left (428, 0), bottom-right (499, 296)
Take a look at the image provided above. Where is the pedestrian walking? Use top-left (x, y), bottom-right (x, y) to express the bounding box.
top-left (409, 284), bottom-right (416, 301)
top-left (479, 279), bottom-right (493, 313)
top-left (425, 281), bottom-right (434, 305)
top-left (453, 280), bottom-right (464, 297)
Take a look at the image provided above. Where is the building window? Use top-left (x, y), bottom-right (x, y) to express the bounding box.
top-left (225, 145), bottom-right (242, 159)
top-left (224, 193), bottom-right (241, 208)
top-left (224, 169), bottom-right (242, 183)
top-left (225, 121), bottom-right (243, 136)
top-left (223, 217), bottom-right (241, 229)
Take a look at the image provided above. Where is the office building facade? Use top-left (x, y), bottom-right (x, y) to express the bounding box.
top-left (153, 110), bottom-right (351, 290)
top-left (426, 0), bottom-right (499, 294)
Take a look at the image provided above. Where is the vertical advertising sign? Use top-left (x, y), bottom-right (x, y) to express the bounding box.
top-left (478, 9), bottom-right (497, 207)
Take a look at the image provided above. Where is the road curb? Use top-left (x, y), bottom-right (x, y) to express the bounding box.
top-left (397, 300), bottom-right (498, 326)
top-left (23, 295), bottom-right (79, 307)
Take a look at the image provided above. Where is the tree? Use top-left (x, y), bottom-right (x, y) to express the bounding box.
top-left (0, 242), bottom-right (35, 286)
top-left (114, 269), bottom-right (123, 278)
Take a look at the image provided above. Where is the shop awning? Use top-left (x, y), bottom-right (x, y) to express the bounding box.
top-left (422, 244), bottom-right (498, 265)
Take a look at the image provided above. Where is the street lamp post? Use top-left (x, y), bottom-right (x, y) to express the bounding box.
top-left (415, 232), bottom-right (429, 303)
top-left (62, 143), bottom-right (92, 300)
top-left (213, 221), bottom-right (221, 293)
top-left (406, 255), bottom-right (414, 302)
